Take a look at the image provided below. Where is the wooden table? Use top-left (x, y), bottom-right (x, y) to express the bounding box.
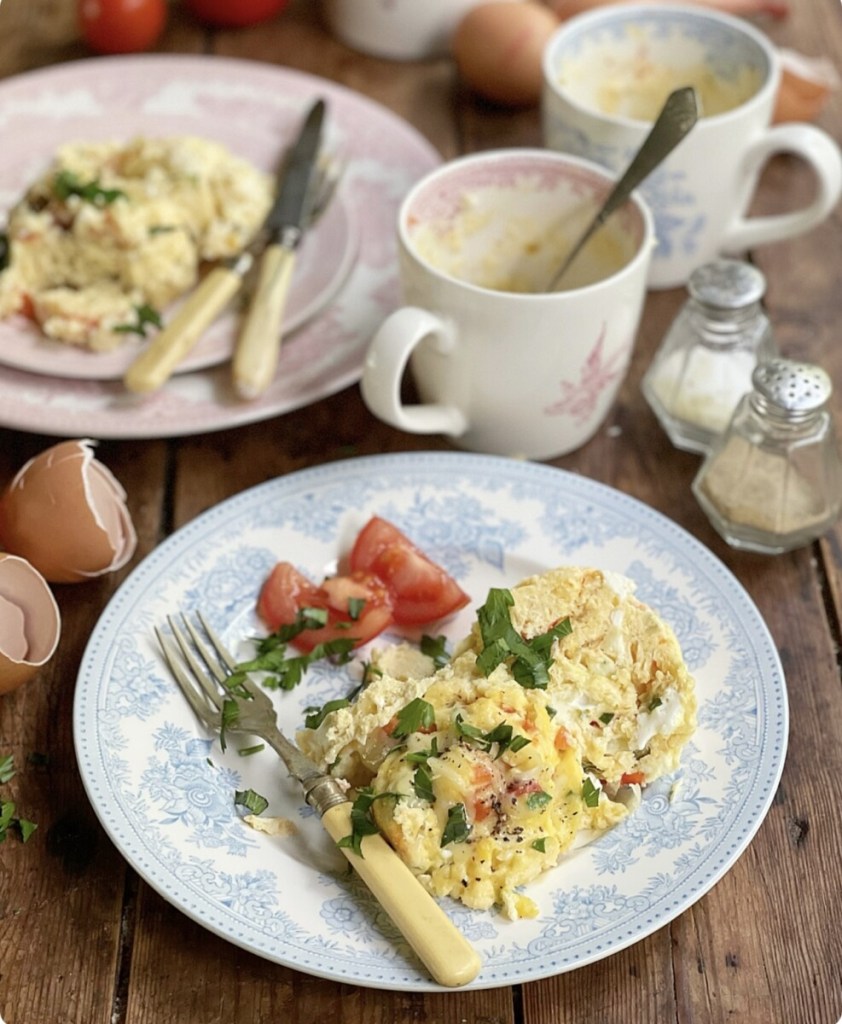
top-left (1, 2), bottom-right (841, 1022)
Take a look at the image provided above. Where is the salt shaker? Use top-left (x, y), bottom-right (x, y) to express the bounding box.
top-left (692, 358), bottom-right (842, 554)
top-left (642, 259), bottom-right (777, 454)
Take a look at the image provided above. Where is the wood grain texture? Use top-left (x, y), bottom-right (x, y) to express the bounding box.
top-left (0, 1), bottom-right (841, 1022)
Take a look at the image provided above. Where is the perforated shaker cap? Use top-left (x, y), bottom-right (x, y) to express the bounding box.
top-left (752, 358), bottom-right (832, 413)
top-left (688, 259), bottom-right (767, 310)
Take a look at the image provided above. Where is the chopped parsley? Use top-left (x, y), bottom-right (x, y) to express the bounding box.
top-left (53, 169), bottom-right (126, 205)
top-left (648, 695), bottom-right (663, 711)
top-left (337, 787), bottom-right (398, 858)
top-left (234, 788), bottom-right (269, 815)
top-left (440, 802), bottom-right (471, 847)
top-left (0, 755), bottom-right (37, 844)
top-left (531, 837), bottom-right (547, 853)
top-left (390, 697), bottom-right (436, 739)
top-left (113, 303), bottom-right (162, 337)
top-left (404, 737), bottom-right (439, 766)
top-left (420, 633), bottom-right (451, 668)
top-left (526, 789), bottom-right (552, 810)
top-left (599, 712), bottom-right (615, 724)
top-left (454, 714), bottom-right (531, 759)
top-left (0, 232), bottom-right (9, 272)
top-left (582, 777), bottom-right (601, 808)
top-left (475, 588), bottom-right (572, 689)
top-left (412, 762), bottom-right (435, 803)
top-left (304, 698), bottom-right (351, 730)
top-left (231, 608), bottom-right (355, 692)
top-left (237, 743), bottom-right (265, 757)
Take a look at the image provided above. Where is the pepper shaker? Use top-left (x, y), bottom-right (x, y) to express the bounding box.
top-left (642, 259), bottom-right (777, 454)
top-left (692, 358), bottom-right (842, 554)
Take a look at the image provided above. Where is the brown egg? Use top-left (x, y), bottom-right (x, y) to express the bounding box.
top-left (0, 439), bottom-right (137, 584)
top-left (452, 1), bottom-right (560, 108)
top-left (0, 553), bottom-right (61, 694)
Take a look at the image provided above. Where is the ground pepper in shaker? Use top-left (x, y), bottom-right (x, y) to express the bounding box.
top-left (692, 358), bottom-right (842, 554)
top-left (642, 259), bottom-right (777, 454)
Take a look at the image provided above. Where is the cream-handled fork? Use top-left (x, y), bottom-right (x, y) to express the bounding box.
top-left (156, 612), bottom-right (482, 989)
top-left (122, 159), bottom-right (342, 396)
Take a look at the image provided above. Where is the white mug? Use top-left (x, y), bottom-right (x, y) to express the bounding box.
top-left (320, 0), bottom-right (517, 61)
top-left (360, 149), bottom-right (655, 460)
top-left (542, 4), bottom-right (842, 289)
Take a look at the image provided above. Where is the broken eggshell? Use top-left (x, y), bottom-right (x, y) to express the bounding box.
top-left (0, 553), bottom-right (61, 693)
top-left (0, 439), bottom-right (137, 584)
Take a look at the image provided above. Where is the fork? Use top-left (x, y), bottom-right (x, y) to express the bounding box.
top-left (156, 612), bottom-right (482, 989)
top-left (123, 158), bottom-right (343, 396)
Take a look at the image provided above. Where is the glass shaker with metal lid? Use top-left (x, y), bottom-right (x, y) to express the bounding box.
top-left (692, 358), bottom-right (842, 554)
top-left (642, 259), bottom-right (777, 454)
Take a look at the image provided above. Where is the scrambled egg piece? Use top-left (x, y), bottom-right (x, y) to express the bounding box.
top-left (298, 566), bottom-right (696, 919)
top-left (0, 136), bottom-right (272, 350)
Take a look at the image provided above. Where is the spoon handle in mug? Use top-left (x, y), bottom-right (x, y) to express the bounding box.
top-left (547, 86), bottom-right (699, 291)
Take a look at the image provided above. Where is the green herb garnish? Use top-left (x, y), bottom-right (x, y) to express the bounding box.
top-left (404, 737), bottom-right (439, 766)
top-left (390, 698), bottom-right (436, 739)
top-left (531, 837), bottom-right (547, 853)
top-left (304, 698), bottom-right (351, 730)
top-left (237, 743), bottom-right (265, 757)
top-left (113, 303), bottom-right (162, 337)
top-left (231, 608), bottom-right (355, 692)
top-left (582, 777), bottom-right (601, 808)
top-left (440, 803), bottom-right (471, 847)
top-left (420, 633), bottom-right (450, 669)
top-left (454, 714), bottom-right (531, 759)
top-left (648, 695), bottom-right (663, 711)
top-left (337, 787), bottom-right (399, 858)
top-left (219, 697), bottom-right (239, 752)
top-left (53, 169), bottom-right (126, 205)
top-left (412, 762), bottom-right (435, 803)
top-left (0, 756), bottom-right (37, 844)
top-left (526, 789), bottom-right (552, 810)
top-left (347, 597), bottom-right (366, 621)
top-left (599, 712), bottom-right (615, 724)
top-left (234, 789), bottom-right (269, 815)
top-left (475, 588), bottom-right (571, 689)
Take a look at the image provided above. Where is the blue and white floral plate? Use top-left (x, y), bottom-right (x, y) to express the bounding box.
top-left (74, 452), bottom-right (788, 991)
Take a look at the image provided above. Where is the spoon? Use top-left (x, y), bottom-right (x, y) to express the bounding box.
top-left (545, 86), bottom-right (699, 291)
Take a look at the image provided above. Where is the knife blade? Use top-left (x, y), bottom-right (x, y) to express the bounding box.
top-left (122, 98), bottom-right (327, 396)
top-left (232, 98), bottom-right (327, 400)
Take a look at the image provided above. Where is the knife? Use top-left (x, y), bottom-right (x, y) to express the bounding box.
top-left (122, 98), bottom-right (327, 396)
top-left (232, 98), bottom-right (326, 400)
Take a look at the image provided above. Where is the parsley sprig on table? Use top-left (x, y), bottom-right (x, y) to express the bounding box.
top-left (0, 755), bottom-right (37, 844)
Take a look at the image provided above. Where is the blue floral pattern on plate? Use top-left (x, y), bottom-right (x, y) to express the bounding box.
top-left (73, 452), bottom-right (787, 991)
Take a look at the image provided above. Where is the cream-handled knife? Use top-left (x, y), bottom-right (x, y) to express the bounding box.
top-left (122, 256), bottom-right (249, 394)
top-left (232, 98), bottom-right (326, 401)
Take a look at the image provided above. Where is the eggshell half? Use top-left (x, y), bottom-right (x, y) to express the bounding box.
top-left (0, 439), bottom-right (137, 584)
top-left (0, 553), bottom-right (61, 694)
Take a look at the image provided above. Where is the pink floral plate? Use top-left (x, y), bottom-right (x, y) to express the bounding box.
top-left (0, 54), bottom-right (441, 438)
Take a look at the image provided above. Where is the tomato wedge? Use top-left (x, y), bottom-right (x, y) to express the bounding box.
top-left (349, 516), bottom-right (470, 625)
top-left (257, 561), bottom-right (394, 652)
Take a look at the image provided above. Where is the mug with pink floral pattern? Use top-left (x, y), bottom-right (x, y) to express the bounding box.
top-left (360, 149), bottom-right (655, 460)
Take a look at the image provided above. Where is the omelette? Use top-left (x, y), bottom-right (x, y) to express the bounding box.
top-left (0, 136), bottom-right (272, 350)
top-left (298, 566), bottom-right (696, 919)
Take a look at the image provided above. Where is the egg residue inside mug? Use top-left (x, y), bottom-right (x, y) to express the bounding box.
top-left (409, 184), bottom-right (636, 293)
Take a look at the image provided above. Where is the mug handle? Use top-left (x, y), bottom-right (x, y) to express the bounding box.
top-left (360, 307), bottom-right (468, 436)
top-left (722, 123), bottom-right (842, 252)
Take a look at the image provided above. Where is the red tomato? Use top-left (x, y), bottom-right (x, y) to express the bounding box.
top-left (257, 561), bottom-right (394, 653)
top-left (183, 0), bottom-right (289, 27)
top-left (79, 0), bottom-right (166, 54)
top-left (349, 517), bottom-right (470, 625)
